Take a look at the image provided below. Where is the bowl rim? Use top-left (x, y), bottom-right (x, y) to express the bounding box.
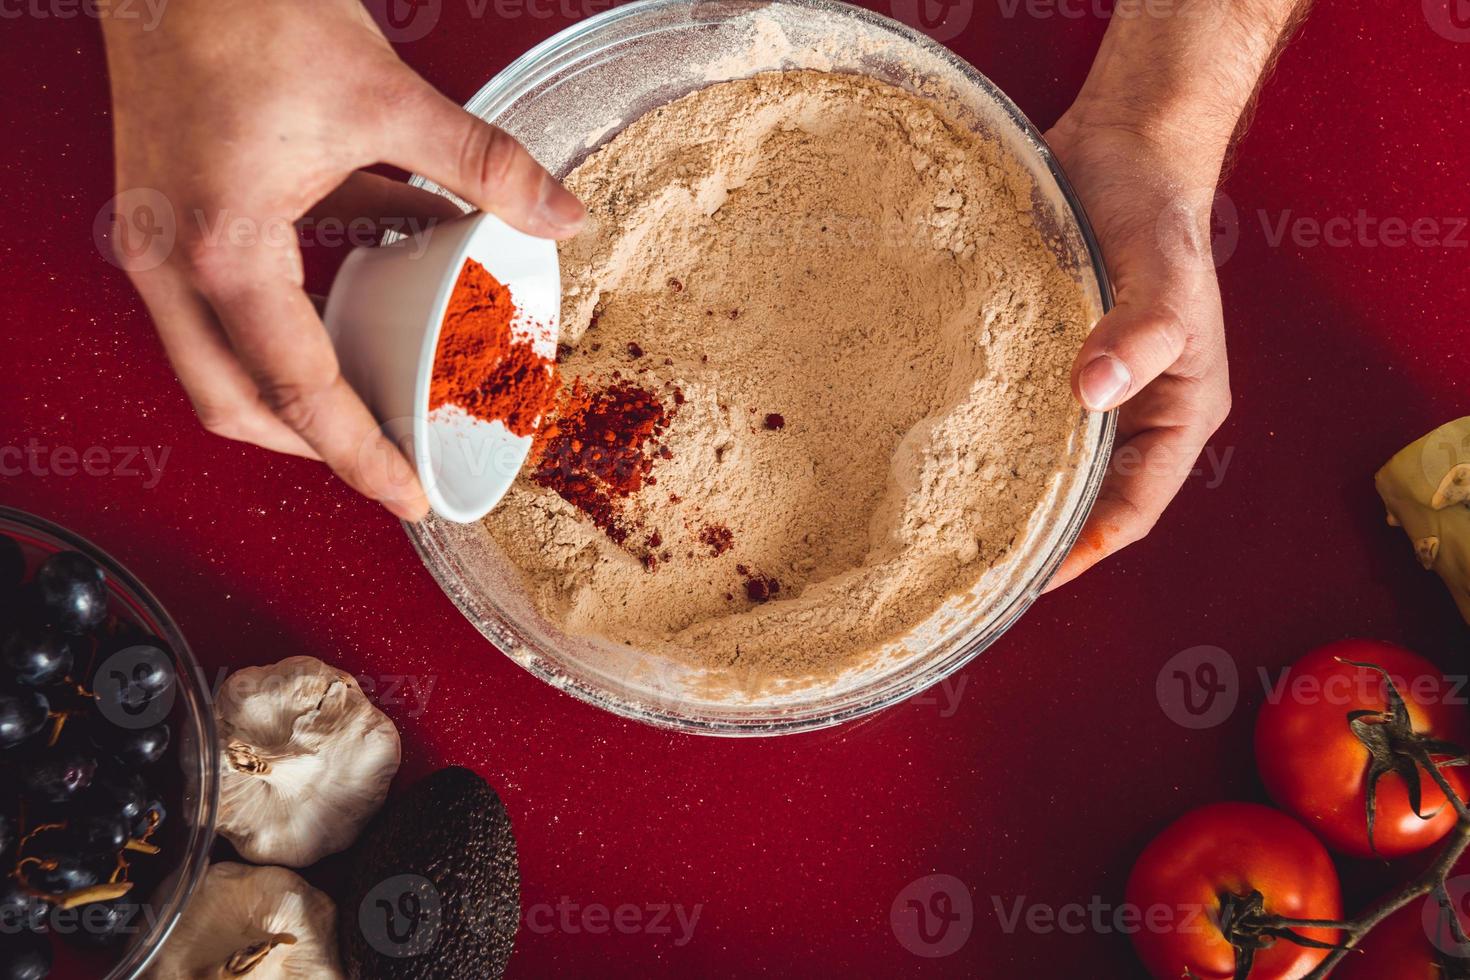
top-left (407, 0), bottom-right (1117, 736)
top-left (0, 506), bottom-right (220, 978)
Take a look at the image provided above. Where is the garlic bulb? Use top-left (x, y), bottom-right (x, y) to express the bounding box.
top-left (216, 656), bottom-right (401, 867)
top-left (148, 863), bottom-right (343, 979)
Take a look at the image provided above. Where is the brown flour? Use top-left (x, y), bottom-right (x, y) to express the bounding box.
top-left (483, 69), bottom-right (1090, 685)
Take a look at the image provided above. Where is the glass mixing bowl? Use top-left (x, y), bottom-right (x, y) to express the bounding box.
top-left (0, 507), bottom-right (219, 978)
top-left (406, 0), bottom-right (1115, 735)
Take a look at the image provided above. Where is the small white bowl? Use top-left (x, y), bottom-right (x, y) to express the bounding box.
top-left (324, 211), bottom-right (561, 523)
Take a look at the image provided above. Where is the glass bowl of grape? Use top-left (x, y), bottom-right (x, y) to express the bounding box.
top-left (0, 507), bottom-right (218, 980)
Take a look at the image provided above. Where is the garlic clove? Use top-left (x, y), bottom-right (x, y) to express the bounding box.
top-left (1376, 418), bottom-right (1470, 625)
top-left (147, 862), bottom-right (343, 979)
top-left (216, 656), bottom-right (401, 867)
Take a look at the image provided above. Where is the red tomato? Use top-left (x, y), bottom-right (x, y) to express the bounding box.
top-left (1125, 802), bottom-right (1341, 980)
top-left (1333, 873), bottom-right (1470, 980)
top-left (1255, 640), bottom-right (1470, 858)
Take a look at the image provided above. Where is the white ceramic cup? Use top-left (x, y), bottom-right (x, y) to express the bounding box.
top-left (324, 211), bottom-right (561, 523)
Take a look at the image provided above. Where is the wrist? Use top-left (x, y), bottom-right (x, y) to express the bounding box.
top-left (1049, 101), bottom-right (1229, 187)
top-left (1059, 0), bottom-right (1307, 180)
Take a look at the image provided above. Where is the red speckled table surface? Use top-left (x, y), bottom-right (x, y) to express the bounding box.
top-left (2, 1), bottom-right (1468, 977)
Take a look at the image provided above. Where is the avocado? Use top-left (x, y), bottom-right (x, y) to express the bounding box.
top-left (340, 766), bottom-right (519, 979)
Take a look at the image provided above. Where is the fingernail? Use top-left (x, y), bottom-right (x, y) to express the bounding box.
top-left (1078, 355), bottom-right (1132, 410)
top-left (538, 177), bottom-right (586, 233)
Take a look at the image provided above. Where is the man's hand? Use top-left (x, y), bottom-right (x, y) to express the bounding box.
top-left (1043, 0), bottom-right (1311, 589)
top-left (100, 0), bottom-right (585, 521)
top-left (1042, 121), bottom-right (1231, 589)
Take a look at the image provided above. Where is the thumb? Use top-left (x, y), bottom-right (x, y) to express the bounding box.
top-left (382, 77), bottom-right (586, 240)
top-left (1070, 298), bottom-right (1188, 411)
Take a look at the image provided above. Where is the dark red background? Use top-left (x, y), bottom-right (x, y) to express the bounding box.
top-left (3, 0), bottom-right (1468, 976)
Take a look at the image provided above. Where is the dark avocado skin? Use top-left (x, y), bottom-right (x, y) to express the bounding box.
top-left (341, 766), bottom-right (520, 979)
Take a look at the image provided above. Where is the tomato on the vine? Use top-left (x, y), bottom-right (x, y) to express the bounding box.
top-left (1255, 639), bottom-right (1470, 858)
top-left (1126, 802), bottom-right (1341, 980)
top-left (1333, 872), bottom-right (1470, 980)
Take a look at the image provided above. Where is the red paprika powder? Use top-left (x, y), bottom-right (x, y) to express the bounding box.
top-left (430, 259), bottom-right (559, 437)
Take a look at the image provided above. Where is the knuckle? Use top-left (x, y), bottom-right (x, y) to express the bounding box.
top-left (462, 123), bottom-right (519, 197)
top-left (258, 380), bottom-right (329, 434)
top-left (1101, 489), bottom-right (1157, 549)
top-left (383, 68), bottom-right (426, 115)
top-left (1158, 314), bottom-right (1190, 355)
top-left (174, 231), bottom-right (236, 293)
top-left (194, 402), bottom-right (250, 442)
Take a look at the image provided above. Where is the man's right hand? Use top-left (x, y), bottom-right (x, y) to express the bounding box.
top-left (100, 0), bottom-right (585, 521)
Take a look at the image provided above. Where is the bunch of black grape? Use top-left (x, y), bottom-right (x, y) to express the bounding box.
top-left (1, 537), bottom-right (173, 980)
